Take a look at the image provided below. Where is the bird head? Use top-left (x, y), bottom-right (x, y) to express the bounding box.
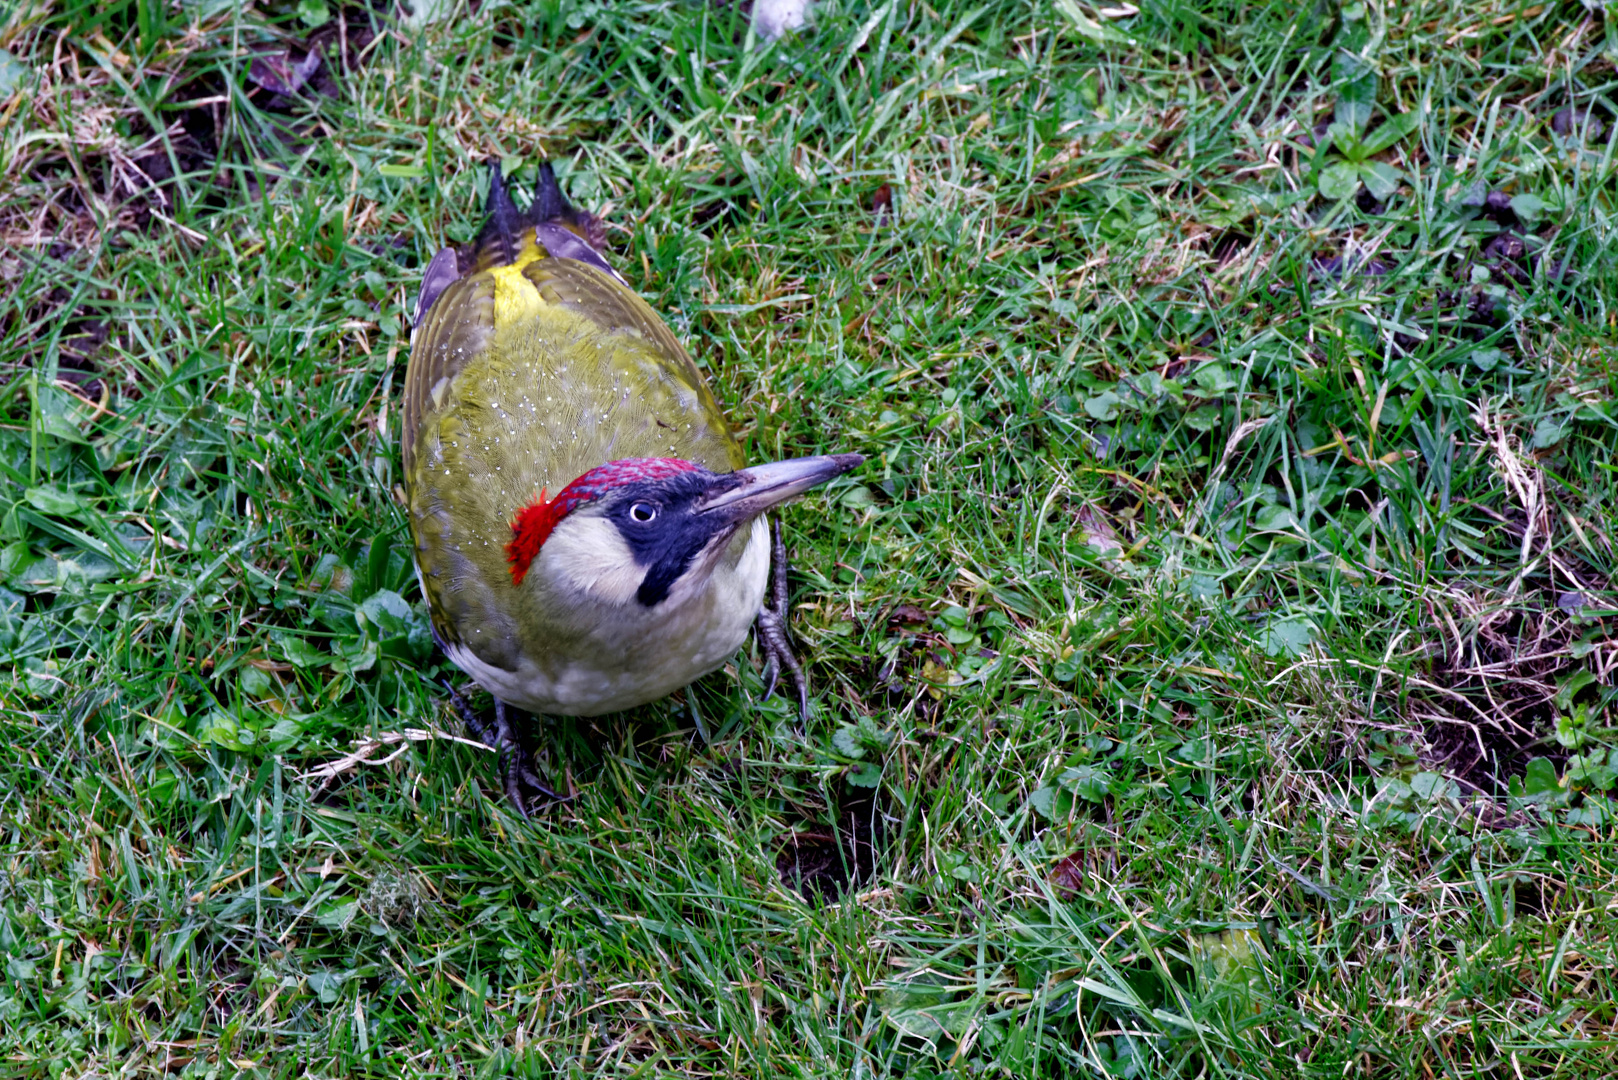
top-left (506, 453), bottom-right (863, 611)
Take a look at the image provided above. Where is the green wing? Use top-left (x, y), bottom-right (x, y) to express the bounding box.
top-left (402, 232), bottom-right (742, 659)
top-left (404, 241), bottom-right (738, 474)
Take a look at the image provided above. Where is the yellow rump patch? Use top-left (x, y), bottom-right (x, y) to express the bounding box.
top-left (489, 260), bottom-right (544, 327)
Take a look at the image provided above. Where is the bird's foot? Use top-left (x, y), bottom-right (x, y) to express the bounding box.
top-left (443, 682), bottom-right (568, 817)
top-left (755, 517), bottom-right (810, 722)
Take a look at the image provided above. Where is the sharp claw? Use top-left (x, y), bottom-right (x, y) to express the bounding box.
top-left (493, 699), bottom-right (530, 818)
top-left (760, 654), bottom-right (780, 702)
top-left (445, 679), bottom-right (497, 747)
top-left (519, 763), bottom-right (567, 803)
top-left (503, 764), bottom-right (529, 818)
top-left (440, 682), bottom-right (570, 815)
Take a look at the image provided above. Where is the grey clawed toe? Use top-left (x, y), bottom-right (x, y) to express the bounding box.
top-left (755, 516), bottom-right (810, 722)
top-left (444, 681), bottom-right (567, 816)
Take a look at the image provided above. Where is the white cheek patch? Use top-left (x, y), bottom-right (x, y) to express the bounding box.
top-left (540, 515), bottom-right (643, 607)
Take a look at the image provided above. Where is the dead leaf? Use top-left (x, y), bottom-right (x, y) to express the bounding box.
top-left (1050, 854), bottom-right (1085, 899)
top-left (887, 603), bottom-right (930, 628)
top-left (249, 48), bottom-right (323, 96)
top-left (872, 183), bottom-right (892, 221)
top-left (1077, 503), bottom-right (1124, 572)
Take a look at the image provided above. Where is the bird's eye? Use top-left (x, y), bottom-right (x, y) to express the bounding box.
top-left (629, 502), bottom-right (658, 523)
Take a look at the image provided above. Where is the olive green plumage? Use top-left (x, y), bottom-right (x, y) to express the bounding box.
top-left (401, 162), bottom-right (862, 811)
top-left (403, 166), bottom-right (742, 670)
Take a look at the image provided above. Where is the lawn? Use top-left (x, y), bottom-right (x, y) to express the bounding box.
top-left (1, 0), bottom-right (1616, 1076)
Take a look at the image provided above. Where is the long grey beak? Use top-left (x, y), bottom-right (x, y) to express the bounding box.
top-left (698, 453), bottom-right (864, 524)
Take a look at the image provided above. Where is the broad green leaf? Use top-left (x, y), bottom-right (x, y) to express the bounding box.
top-left (1084, 390), bottom-right (1122, 420)
top-left (831, 724), bottom-right (866, 759)
top-left (1252, 504), bottom-right (1298, 532)
top-left (0, 543), bottom-right (34, 582)
top-left (330, 638), bottom-right (378, 675)
top-left (1191, 363), bottom-right (1237, 396)
top-left (1319, 161), bottom-right (1361, 200)
top-left (1325, 120), bottom-right (1363, 162)
top-left (148, 770), bottom-right (180, 806)
top-left (1509, 193), bottom-right (1547, 225)
top-left (1028, 785), bottom-right (1077, 819)
top-left (24, 486), bottom-right (84, 515)
top-left (1359, 160), bottom-right (1403, 200)
top-left (36, 385), bottom-right (92, 444)
top-left (403, 0), bottom-right (457, 25)
top-left (315, 901), bottom-right (359, 933)
top-left (1359, 110), bottom-right (1420, 155)
top-left (883, 1003), bottom-right (975, 1040)
top-left (1566, 797), bottom-right (1617, 827)
top-left (1258, 616), bottom-right (1314, 658)
top-left (1532, 416), bottom-right (1569, 450)
top-left (1331, 48), bottom-right (1376, 137)
top-left (1184, 404), bottom-right (1222, 432)
top-left (356, 589), bottom-right (412, 635)
top-left (847, 762), bottom-right (883, 788)
top-left (1055, 765), bottom-right (1113, 802)
top-left (1192, 929), bottom-right (1269, 995)
top-left (841, 485), bottom-right (876, 509)
top-left (1409, 772), bottom-right (1459, 801)
top-left (273, 632), bottom-right (329, 669)
top-left (1553, 669), bottom-right (1597, 709)
top-left (1555, 708), bottom-right (1587, 749)
top-left (0, 49), bottom-right (29, 97)
top-left (1053, 0), bottom-right (1136, 45)
top-left (22, 657), bottom-right (62, 697)
top-left (263, 717), bottom-right (305, 753)
top-left (1520, 757), bottom-right (1560, 797)
top-left (1566, 752), bottom-right (1617, 792)
top-left (201, 710), bottom-right (253, 752)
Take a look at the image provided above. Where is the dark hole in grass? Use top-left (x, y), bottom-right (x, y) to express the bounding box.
top-left (1309, 251), bottom-right (1391, 282)
top-left (121, 91), bottom-right (225, 225)
top-left (775, 780), bottom-right (883, 902)
top-left (1353, 188), bottom-right (1385, 216)
top-left (1549, 104), bottom-right (1612, 142)
top-left (1210, 230), bottom-right (1250, 268)
top-left (690, 173), bottom-right (752, 232)
top-left (1238, 782), bottom-right (1259, 815)
top-left (1424, 718), bottom-right (1551, 798)
top-left (1419, 585), bottom-right (1600, 796)
top-left (309, 766), bottom-right (371, 809)
top-left (1511, 877), bottom-right (1561, 919)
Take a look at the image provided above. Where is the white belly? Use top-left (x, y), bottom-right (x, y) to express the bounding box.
top-left (445, 516), bottom-right (771, 715)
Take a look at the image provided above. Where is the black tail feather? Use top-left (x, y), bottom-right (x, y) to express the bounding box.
top-left (471, 158), bottom-right (609, 269)
top-left (531, 161), bottom-right (571, 225)
top-left (476, 159), bottom-right (524, 266)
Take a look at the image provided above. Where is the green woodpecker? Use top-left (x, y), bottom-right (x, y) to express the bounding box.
top-left (403, 162), bottom-right (861, 813)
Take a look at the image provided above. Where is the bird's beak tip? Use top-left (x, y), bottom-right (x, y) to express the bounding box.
top-left (699, 453), bottom-right (865, 519)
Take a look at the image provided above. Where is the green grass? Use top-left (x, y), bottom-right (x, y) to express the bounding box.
top-left (2, 0), bottom-right (1617, 1075)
